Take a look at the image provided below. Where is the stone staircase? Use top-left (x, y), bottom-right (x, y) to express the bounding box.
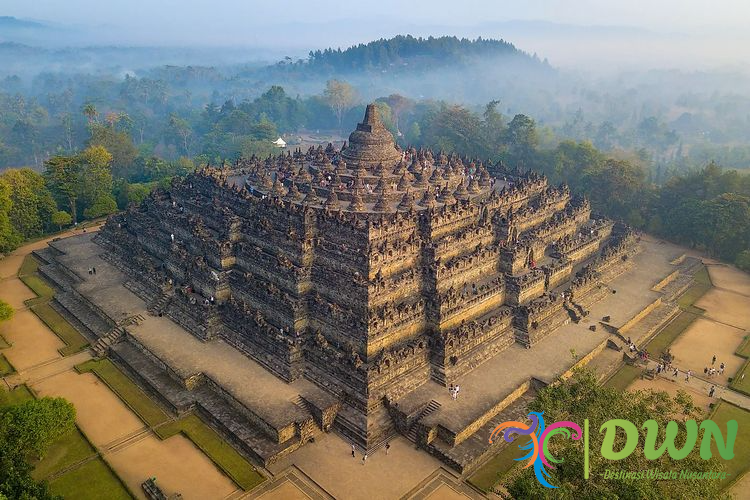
top-left (91, 326), bottom-right (126, 358)
top-left (563, 300), bottom-right (581, 323)
top-left (54, 291), bottom-right (113, 337)
top-left (148, 292), bottom-right (174, 316)
top-left (425, 389), bottom-right (538, 474)
top-left (405, 400), bottom-right (442, 443)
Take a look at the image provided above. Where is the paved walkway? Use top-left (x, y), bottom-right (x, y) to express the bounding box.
top-left (641, 359), bottom-right (750, 411)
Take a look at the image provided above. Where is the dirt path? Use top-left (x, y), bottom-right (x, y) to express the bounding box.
top-left (1, 232), bottom-right (239, 500)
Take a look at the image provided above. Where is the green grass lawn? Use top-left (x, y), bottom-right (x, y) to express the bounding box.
top-left (18, 254), bottom-right (56, 305)
top-left (644, 309), bottom-right (702, 359)
top-left (49, 457), bottom-right (133, 500)
top-left (1, 384), bottom-right (132, 498)
top-left (31, 302), bottom-right (90, 356)
top-left (20, 274), bottom-right (55, 302)
top-left (605, 364), bottom-right (644, 391)
top-left (155, 414), bottom-right (265, 491)
top-left (677, 266), bottom-right (712, 309)
top-left (467, 443), bottom-right (523, 492)
top-left (708, 402), bottom-right (750, 491)
top-left (0, 384), bottom-right (34, 406)
top-left (76, 359), bottom-right (169, 427)
top-left (730, 336), bottom-right (750, 395)
top-left (0, 352), bottom-right (15, 375)
top-left (32, 427), bottom-right (97, 480)
top-left (17, 253), bottom-right (40, 277)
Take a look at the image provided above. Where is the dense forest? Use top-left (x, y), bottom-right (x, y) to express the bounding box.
top-left (303, 35), bottom-right (538, 72)
top-left (0, 36), bottom-right (748, 271)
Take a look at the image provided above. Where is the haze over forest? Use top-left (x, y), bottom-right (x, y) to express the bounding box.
top-left (1, 0), bottom-right (750, 270)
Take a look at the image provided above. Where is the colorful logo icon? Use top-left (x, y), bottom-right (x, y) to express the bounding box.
top-left (489, 411), bottom-right (582, 488)
top-left (489, 412), bottom-right (736, 489)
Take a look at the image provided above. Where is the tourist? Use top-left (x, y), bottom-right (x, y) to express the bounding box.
top-left (704, 366), bottom-right (708, 375)
top-left (720, 362), bottom-right (725, 375)
top-left (709, 386), bottom-right (716, 397)
top-left (712, 355), bottom-right (717, 365)
top-left (88, 267), bottom-right (92, 275)
top-left (455, 385), bottom-right (460, 400)
top-left (92, 267), bottom-right (96, 275)
top-left (351, 444), bottom-right (356, 458)
top-left (673, 368), bottom-right (679, 378)
top-left (385, 442), bottom-right (391, 455)
top-left (362, 453), bottom-right (368, 465)
top-left (449, 384), bottom-right (454, 399)
top-left (686, 369), bottom-right (692, 382)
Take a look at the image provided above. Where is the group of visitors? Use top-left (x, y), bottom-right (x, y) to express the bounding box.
top-left (704, 355), bottom-right (726, 377)
top-left (448, 384), bottom-right (461, 400)
top-left (351, 441), bottom-right (390, 465)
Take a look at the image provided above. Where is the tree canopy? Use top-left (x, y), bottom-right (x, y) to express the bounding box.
top-left (0, 397), bottom-right (76, 500)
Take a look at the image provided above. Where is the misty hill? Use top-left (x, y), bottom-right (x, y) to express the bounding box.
top-left (255, 35), bottom-right (554, 103)
top-left (303, 35), bottom-right (539, 73)
top-left (0, 16), bottom-right (48, 31)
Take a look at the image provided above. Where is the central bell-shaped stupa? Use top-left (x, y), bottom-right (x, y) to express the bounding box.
top-left (340, 104), bottom-right (401, 169)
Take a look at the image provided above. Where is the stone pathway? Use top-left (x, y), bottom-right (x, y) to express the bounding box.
top-left (641, 359), bottom-right (750, 411)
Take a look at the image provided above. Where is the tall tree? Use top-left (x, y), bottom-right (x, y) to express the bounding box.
top-left (505, 114), bottom-right (539, 170)
top-left (44, 155), bottom-right (81, 224)
top-left (324, 80), bottom-right (356, 132)
top-left (0, 177), bottom-right (21, 253)
top-left (0, 168), bottom-right (57, 239)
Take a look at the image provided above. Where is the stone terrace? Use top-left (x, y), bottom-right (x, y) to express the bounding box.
top-left (48, 235), bottom-right (147, 325)
top-left (127, 315), bottom-right (322, 432)
top-left (392, 237), bottom-right (683, 470)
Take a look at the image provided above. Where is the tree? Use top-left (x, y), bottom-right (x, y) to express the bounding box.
top-left (0, 397), bottom-right (75, 500)
top-left (83, 194), bottom-right (117, 219)
top-left (51, 210), bottom-right (72, 231)
top-left (45, 146), bottom-right (113, 223)
top-left (324, 80), bottom-right (356, 132)
top-left (82, 102), bottom-right (98, 124)
top-left (169, 115), bottom-right (193, 155)
top-left (736, 250), bottom-right (750, 273)
top-left (0, 177), bottom-right (22, 253)
top-left (88, 124), bottom-right (138, 180)
top-left (383, 94), bottom-right (412, 136)
top-left (505, 114), bottom-right (539, 170)
top-left (506, 369), bottom-right (723, 499)
top-left (44, 155), bottom-right (81, 224)
top-left (0, 168), bottom-right (58, 239)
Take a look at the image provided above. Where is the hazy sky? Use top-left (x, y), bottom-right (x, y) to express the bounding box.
top-left (7, 0), bottom-right (749, 33)
top-left (4, 0), bottom-right (749, 69)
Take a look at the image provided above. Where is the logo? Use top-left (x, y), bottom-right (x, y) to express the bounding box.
top-left (489, 412), bottom-right (737, 489)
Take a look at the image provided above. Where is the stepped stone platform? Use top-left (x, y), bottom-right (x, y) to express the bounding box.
top-left (33, 229), bottom-right (691, 474)
top-left (36, 233), bottom-right (338, 466)
top-left (385, 235), bottom-right (687, 472)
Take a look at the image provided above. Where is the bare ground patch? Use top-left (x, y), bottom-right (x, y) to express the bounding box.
top-left (669, 317), bottom-right (746, 384)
